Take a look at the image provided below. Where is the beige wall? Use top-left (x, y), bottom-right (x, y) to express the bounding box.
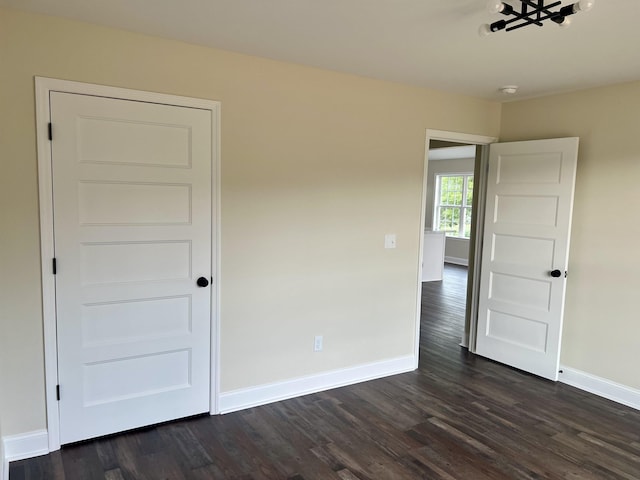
top-left (425, 157), bottom-right (475, 262)
top-left (501, 81), bottom-right (640, 390)
top-left (0, 8), bottom-right (501, 436)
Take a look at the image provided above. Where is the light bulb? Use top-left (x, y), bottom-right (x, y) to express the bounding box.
top-left (487, 0), bottom-right (504, 14)
top-left (479, 24), bottom-right (492, 36)
top-left (559, 16), bottom-right (572, 27)
top-left (574, 0), bottom-right (595, 13)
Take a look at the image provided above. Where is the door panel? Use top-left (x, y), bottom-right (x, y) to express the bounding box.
top-left (476, 138), bottom-right (578, 381)
top-left (51, 92), bottom-right (212, 444)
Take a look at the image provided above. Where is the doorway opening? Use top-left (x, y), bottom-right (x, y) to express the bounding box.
top-left (415, 130), bottom-right (496, 363)
top-left (425, 140), bottom-right (476, 349)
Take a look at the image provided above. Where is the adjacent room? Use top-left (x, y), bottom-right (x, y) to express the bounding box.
top-left (1, 0), bottom-right (640, 478)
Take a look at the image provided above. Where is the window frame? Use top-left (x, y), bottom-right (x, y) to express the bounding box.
top-left (433, 173), bottom-right (474, 239)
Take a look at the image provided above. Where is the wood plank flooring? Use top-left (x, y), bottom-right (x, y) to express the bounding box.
top-left (10, 264), bottom-right (640, 479)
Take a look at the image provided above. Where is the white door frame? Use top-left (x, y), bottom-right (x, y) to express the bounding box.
top-left (35, 77), bottom-right (221, 452)
top-left (415, 129), bottom-right (497, 364)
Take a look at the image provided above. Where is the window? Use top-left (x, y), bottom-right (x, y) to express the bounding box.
top-left (434, 174), bottom-right (474, 238)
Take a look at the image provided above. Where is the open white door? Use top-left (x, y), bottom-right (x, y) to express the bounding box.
top-left (475, 138), bottom-right (578, 381)
top-left (51, 91), bottom-right (213, 444)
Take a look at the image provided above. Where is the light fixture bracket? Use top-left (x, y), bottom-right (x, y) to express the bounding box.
top-left (481, 0), bottom-right (594, 34)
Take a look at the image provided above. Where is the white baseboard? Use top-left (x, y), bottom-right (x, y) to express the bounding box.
top-left (559, 366), bottom-right (640, 411)
top-left (0, 356), bottom-right (416, 465)
top-left (219, 355), bottom-right (416, 413)
top-left (3, 430), bottom-right (49, 465)
top-left (444, 256), bottom-right (468, 266)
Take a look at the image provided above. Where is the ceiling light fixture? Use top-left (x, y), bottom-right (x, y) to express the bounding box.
top-left (499, 85), bottom-right (519, 95)
top-left (480, 0), bottom-right (594, 35)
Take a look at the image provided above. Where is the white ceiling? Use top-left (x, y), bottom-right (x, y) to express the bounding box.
top-left (3, 0), bottom-right (639, 101)
top-left (429, 146), bottom-right (477, 161)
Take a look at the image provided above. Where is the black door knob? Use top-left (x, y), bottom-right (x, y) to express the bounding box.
top-left (196, 276), bottom-right (210, 287)
top-left (550, 269), bottom-right (562, 278)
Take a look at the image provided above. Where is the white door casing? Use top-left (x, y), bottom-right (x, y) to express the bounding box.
top-left (475, 138), bottom-right (578, 381)
top-left (35, 78), bottom-right (220, 448)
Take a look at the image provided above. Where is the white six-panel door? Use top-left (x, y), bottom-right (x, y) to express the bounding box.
top-left (50, 92), bottom-right (213, 444)
top-left (475, 138), bottom-right (578, 381)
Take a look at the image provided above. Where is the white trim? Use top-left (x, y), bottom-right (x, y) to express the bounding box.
top-left (1, 436), bottom-right (6, 480)
top-left (35, 77), bottom-right (61, 452)
top-left (3, 430), bottom-right (49, 463)
top-left (416, 130), bottom-right (497, 366)
top-left (219, 355), bottom-right (416, 413)
top-left (35, 77), bottom-right (222, 450)
top-left (427, 129), bottom-right (498, 145)
top-left (559, 366), bottom-right (640, 411)
top-left (444, 256), bottom-right (469, 267)
top-left (209, 102), bottom-right (222, 416)
top-left (415, 137), bottom-right (430, 368)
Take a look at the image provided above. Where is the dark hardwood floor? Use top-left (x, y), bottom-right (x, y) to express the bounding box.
top-left (11, 264), bottom-right (640, 479)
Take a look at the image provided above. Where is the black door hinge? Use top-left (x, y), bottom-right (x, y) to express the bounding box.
top-left (48, 123), bottom-right (53, 141)
top-left (56, 385), bottom-right (60, 401)
top-left (52, 258), bottom-right (57, 275)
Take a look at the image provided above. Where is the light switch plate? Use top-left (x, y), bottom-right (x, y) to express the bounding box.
top-left (384, 234), bottom-right (396, 249)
